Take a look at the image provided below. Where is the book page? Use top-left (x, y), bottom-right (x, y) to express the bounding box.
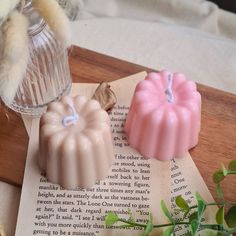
top-left (16, 72), bottom-right (217, 236)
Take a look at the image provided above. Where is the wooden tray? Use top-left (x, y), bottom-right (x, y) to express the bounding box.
top-left (0, 46), bottom-right (236, 203)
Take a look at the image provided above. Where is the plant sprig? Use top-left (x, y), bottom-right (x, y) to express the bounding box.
top-left (105, 159), bottom-right (236, 235)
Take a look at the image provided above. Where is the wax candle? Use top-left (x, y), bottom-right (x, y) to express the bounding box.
top-left (125, 70), bottom-right (201, 161)
top-left (39, 95), bottom-right (114, 189)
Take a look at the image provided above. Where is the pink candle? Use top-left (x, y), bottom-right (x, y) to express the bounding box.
top-left (125, 70), bottom-right (201, 161)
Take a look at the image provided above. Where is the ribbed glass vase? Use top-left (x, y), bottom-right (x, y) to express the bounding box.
top-left (4, 0), bottom-right (72, 116)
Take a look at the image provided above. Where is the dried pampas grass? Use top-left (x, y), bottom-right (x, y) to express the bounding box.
top-left (0, 11), bottom-right (29, 104)
top-left (0, 0), bottom-right (20, 26)
top-left (3, 10), bottom-right (29, 63)
top-left (33, 0), bottom-right (71, 47)
top-left (0, 0), bottom-right (71, 104)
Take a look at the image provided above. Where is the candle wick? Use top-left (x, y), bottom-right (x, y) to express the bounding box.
top-left (165, 73), bottom-right (174, 103)
top-left (62, 104), bottom-right (79, 126)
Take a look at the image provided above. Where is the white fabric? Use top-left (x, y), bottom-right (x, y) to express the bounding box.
top-left (1, 0), bottom-right (236, 235)
top-left (81, 0), bottom-right (236, 41)
top-left (72, 0), bottom-right (236, 94)
top-left (71, 18), bottom-right (236, 93)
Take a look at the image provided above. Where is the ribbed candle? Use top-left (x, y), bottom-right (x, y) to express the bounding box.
top-left (125, 70), bottom-right (201, 161)
top-left (39, 95), bottom-right (114, 189)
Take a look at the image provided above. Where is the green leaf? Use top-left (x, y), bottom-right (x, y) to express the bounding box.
top-left (189, 212), bottom-right (198, 222)
top-left (228, 160), bottom-right (236, 171)
top-left (215, 207), bottom-right (224, 225)
top-left (225, 206), bottom-right (236, 227)
top-left (197, 200), bottom-right (206, 218)
top-left (195, 192), bottom-right (206, 203)
top-left (213, 170), bottom-right (225, 184)
top-left (175, 195), bottom-right (189, 210)
top-left (190, 219), bottom-right (199, 235)
top-left (196, 192), bottom-right (206, 218)
top-left (215, 184), bottom-right (224, 199)
top-left (221, 164), bottom-right (228, 176)
top-left (161, 200), bottom-right (173, 222)
top-left (143, 214), bottom-right (153, 236)
top-left (189, 212), bottom-right (200, 235)
top-left (162, 226), bottom-right (174, 236)
top-left (105, 212), bottom-right (119, 227)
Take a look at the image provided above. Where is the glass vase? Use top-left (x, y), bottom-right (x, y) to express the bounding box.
top-left (3, 0), bottom-right (72, 116)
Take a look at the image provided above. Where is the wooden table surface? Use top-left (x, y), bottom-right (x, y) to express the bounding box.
top-left (0, 46), bottom-right (236, 203)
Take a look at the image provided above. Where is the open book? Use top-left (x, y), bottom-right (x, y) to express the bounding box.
top-left (16, 72), bottom-right (217, 236)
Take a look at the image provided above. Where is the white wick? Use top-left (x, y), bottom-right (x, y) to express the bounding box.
top-left (62, 104), bottom-right (79, 126)
top-left (165, 73), bottom-right (174, 103)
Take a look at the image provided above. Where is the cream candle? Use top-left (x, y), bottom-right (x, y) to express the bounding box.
top-left (125, 70), bottom-right (201, 161)
top-left (39, 95), bottom-right (114, 189)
